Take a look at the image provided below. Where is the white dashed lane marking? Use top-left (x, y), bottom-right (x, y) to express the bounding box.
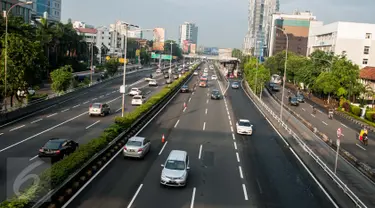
top-left (46, 113), bottom-right (58, 118)
top-left (72, 104), bottom-right (80, 108)
top-left (174, 120), bottom-right (180, 128)
top-left (10, 125), bottom-right (25, 132)
top-left (61, 109), bottom-right (69, 112)
top-left (205, 109), bottom-right (208, 114)
top-left (30, 119), bottom-right (43, 124)
top-left (233, 142), bottom-right (237, 150)
top-left (236, 152), bottom-right (240, 162)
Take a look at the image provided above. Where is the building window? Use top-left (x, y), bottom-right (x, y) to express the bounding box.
top-left (363, 59), bottom-right (368, 65)
top-left (366, 33), bottom-right (372, 39)
top-left (364, 46), bottom-right (370, 54)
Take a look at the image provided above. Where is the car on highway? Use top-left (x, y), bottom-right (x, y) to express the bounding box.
top-left (199, 80), bottom-right (207, 87)
top-left (123, 136), bottom-right (151, 159)
top-left (39, 138), bottom-right (79, 160)
top-left (211, 89), bottom-right (221, 100)
top-left (164, 73), bottom-right (169, 79)
top-left (288, 96), bottom-right (299, 106)
top-left (165, 78), bottom-right (172, 84)
top-left (180, 85), bottom-right (189, 93)
top-left (200, 76), bottom-right (208, 81)
top-left (156, 68), bottom-right (162, 73)
top-left (138, 65), bottom-right (143, 69)
top-left (173, 74), bottom-right (179, 79)
top-left (231, 82), bottom-right (239, 89)
top-left (160, 150), bottom-right (190, 187)
top-left (145, 76), bottom-right (153, 81)
top-left (203, 72), bottom-right (208, 77)
top-left (148, 79), bottom-right (158, 86)
top-left (296, 93), bottom-right (305, 102)
top-left (131, 95), bottom-right (145, 106)
top-left (89, 103), bottom-right (111, 116)
top-left (271, 84), bottom-right (280, 91)
top-left (211, 75), bottom-right (217, 80)
top-left (236, 119), bottom-right (253, 135)
top-left (193, 71), bottom-right (198, 76)
top-left (129, 88), bottom-right (142, 96)
top-left (204, 68), bottom-right (208, 73)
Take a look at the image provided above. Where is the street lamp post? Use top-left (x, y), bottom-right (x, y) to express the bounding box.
top-left (169, 42), bottom-right (173, 75)
top-left (121, 23), bottom-right (139, 117)
top-left (89, 42), bottom-right (94, 85)
top-left (3, 1), bottom-right (33, 110)
top-left (276, 26), bottom-right (289, 122)
top-left (254, 40), bottom-right (261, 95)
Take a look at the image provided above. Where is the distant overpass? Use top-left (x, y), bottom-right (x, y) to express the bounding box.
top-left (183, 54), bottom-right (239, 62)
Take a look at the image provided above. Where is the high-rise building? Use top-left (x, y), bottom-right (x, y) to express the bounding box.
top-left (32, 0), bottom-right (61, 21)
top-left (269, 11), bottom-right (319, 56)
top-left (179, 22), bottom-right (198, 47)
top-left (1, 0), bottom-right (33, 23)
top-left (243, 0), bottom-right (279, 57)
top-left (108, 21), bottom-right (141, 57)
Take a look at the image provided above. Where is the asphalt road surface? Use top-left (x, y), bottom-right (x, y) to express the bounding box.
top-left (0, 66), bottom-right (177, 201)
top-left (270, 89), bottom-right (375, 168)
top-left (63, 63), bottom-right (334, 208)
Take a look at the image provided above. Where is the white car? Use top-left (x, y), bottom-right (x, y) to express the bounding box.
top-left (236, 119), bottom-right (253, 135)
top-left (156, 68), bottom-right (162, 73)
top-left (211, 75), bottom-right (217, 80)
top-left (149, 79), bottom-right (158, 86)
top-left (131, 95), bottom-right (144, 106)
top-left (193, 71), bottom-right (198, 76)
top-left (145, 77), bottom-right (153, 81)
top-left (129, 88), bottom-right (141, 96)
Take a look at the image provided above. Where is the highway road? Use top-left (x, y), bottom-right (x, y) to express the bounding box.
top-left (63, 63), bottom-right (334, 208)
top-left (0, 65), bottom-right (179, 201)
top-left (270, 89), bottom-right (375, 168)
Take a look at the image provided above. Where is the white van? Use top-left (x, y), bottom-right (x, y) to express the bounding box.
top-left (160, 150), bottom-right (190, 187)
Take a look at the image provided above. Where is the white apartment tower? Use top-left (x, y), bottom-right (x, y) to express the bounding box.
top-left (108, 21), bottom-right (140, 57)
top-left (243, 0), bottom-right (279, 56)
top-left (179, 22), bottom-right (198, 46)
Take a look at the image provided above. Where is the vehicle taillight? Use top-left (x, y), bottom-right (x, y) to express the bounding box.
top-left (55, 150), bottom-right (60, 154)
top-left (124, 147), bottom-right (127, 150)
top-left (138, 148), bottom-right (143, 152)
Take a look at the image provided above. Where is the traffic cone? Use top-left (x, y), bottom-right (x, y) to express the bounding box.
top-left (162, 134), bottom-right (165, 143)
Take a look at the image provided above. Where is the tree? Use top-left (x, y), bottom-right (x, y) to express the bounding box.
top-left (140, 48), bottom-right (150, 65)
top-left (0, 33), bottom-right (47, 106)
top-left (232, 48), bottom-right (243, 59)
top-left (243, 57), bottom-right (270, 93)
top-left (164, 40), bottom-right (182, 58)
top-left (105, 59), bottom-right (120, 76)
top-left (50, 65), bottom-right (73, 93)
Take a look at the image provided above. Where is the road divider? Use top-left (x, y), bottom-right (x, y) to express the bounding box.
top-left (264, 85), bottom-right (375, 183)
top-left (0, 63), bottom-right (202, 208)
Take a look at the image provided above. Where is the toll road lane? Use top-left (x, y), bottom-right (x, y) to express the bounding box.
top-left (227, 86), bottom-right (335, 208)
top-left (0, 68), bottom-right (158, 136)
top-left (64, 73), bottom-right (197, 208)
top-left (272, 90), bottom-right (375, 168)
top-left (0, 73), bottom-right (165, 153)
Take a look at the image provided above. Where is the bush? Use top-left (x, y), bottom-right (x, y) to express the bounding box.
top-left (350, 105), bottom-right (361, 116)
top-left (0, 63), bottom-right (200, 207)
top-left (365, 111), bottom-right (375, 122)
top-left (27, 93), bottom-right (48, 102)
top-left (342, 102), bottom-right (350, 112)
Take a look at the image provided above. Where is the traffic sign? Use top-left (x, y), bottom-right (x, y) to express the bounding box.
top-left (337, 128), bottom-right (342, 138)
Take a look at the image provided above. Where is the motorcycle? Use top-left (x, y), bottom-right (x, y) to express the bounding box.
top-left (328, 110), bottom-right (333, 119)
top-left (363, 135), bottom-right (369, 146)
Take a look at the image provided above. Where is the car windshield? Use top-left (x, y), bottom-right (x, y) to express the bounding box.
top-left (44, 141), bottom-right (62, 149)
top-left (133, 96), bottom-right (142, 100)
top-left (239, 121), bottom-right (251, 127)
top-left (297, 94), bottom-right (304, 98)
top-left (233, 82), bottom-right (238, 85)
top-left (131, 88), bottom-right (138, 91)
top-left (212, 90), bottom-right (219, 95)
top-left (182, 85), bottom-right (188, 88)
top-left (165, 160), bottom-right (185, 170)
top-left (291, 97), bottom-right (298, 101)
top-left (127, 140), bottom-right (142, 146)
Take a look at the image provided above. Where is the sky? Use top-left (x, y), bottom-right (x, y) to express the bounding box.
top-left (61, 0), bottom-right (375, 49)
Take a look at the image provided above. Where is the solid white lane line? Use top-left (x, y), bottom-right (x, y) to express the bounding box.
top-left (341, 123), bottom-right (348, 128)
top-left (183, 107), bottom-right (187, 112)
top-left (174, 120), bottom-right (180, 128)
top-left (206, 99), bottom-right (209, 104)
top-left (10, 125), bottom-right (25, 132)
top-left (234, 142), bottom-right (237, 150)
top-left (72, 104), bottom-right (80, 108)
top-left (31, 118), bottom-right (43, 124)
top-left (190, 187), bottom-right (196, 208)
top-left (230, 126), bottom-right (234, 132)
top-left (126, 184), bottom-right (143, 208)
top-left (239, 166), bottom-right (244, 178)
top-left (46, 113), bottom-right (58, 118)
top-left (242, 184), bottom-right (249, 200)
top-left (189, 97), bottom-right (192, 102)
top-left (302, 108), bottom-right (305, 111)
top-left (198, 145), bottom-right (202, 159)
top-left (203, 122), bottom-right (206, 130)
top-left (83, 101), bottom-right (89, 105)
top-left (205, 109), bottom-right (208, 114)
top-left (85, 120), bottom-right (100, 129)
top-left (236, 152), bottom-right (240, 162)
top-left (356, 143), bottom-right (366, 151)
top-left (322, 121), bottom-right (328, 125)
top-left (61, 108), bottom-right (69, 112)
top-left (311, 114), bottom-right (315, 117)
top-left (116, 108), bottom-right (122, 112)
top-left (29, 155), bottom-right (38, 161)
top-left (158, 141), bottom-right (168, 155)
top-left (232, 133), bottom-right (236, 140)
top-left (0, 111), bottom-right (88, 153)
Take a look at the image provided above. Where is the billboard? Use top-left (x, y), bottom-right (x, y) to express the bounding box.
top-left (190, 44), bottom-right (196, 54)
top-left (152, 28), bottom-right (165, 51)
top-left (203, 47), bottom-right (219, 55)
top-left (183, 40), bottom-right (189, 53)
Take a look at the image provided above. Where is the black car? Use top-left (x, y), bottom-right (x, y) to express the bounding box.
top-left (39, 138), bottom-right (79, 160)
top-left (211, 89), bottom-right (222, 100)
top-left (180, 85), bottom-right (189, 93)
top-left (271, 84), bottom-right (281, 91)
top-left (288, 96), bottom-right (299, 106)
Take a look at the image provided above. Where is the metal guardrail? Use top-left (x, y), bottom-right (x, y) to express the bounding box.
top-left (242, 82), bottom-right (367, 208)
top-left (31, 63), bottom-right (202, 208)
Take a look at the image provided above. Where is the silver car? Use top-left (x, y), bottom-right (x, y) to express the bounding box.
top-left (231, 82), bottom-right (239, 89)
top-left (160, 150), bottom-right (190, 187)
top-left (89, 103), bottom-right (110, 116)
top-left (123, 137), bottom-right (151, 159)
